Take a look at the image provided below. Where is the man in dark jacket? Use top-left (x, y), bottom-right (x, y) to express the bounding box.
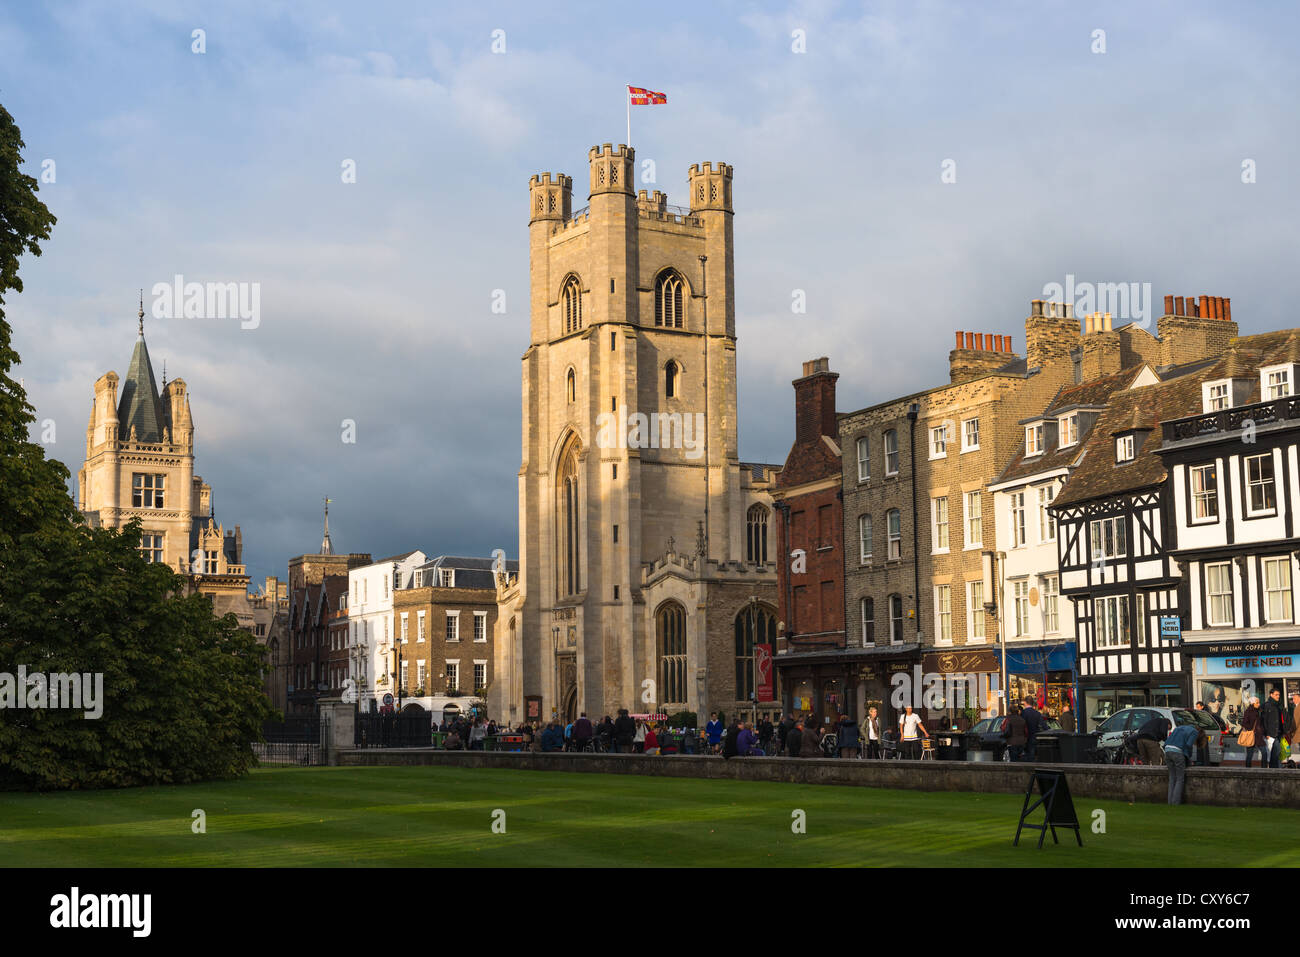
top-left (722, 719), bottom-right (742, 759)
top-left (1020, 698), bottom-right (1046, 760)
top-left (1134, 714), bottom-right (1171, 767)
top-left (778, 714), bottom-right (795, 755)
top-left (837, 716), bottom-right (861, 759)
top-left (786, 720), bottom-right (803, 759)
top-left (572, 712), bottom-right (594, 751)
top-left (758, 716), bottom-right (774, 754)
top-left (1261, 688), bottom-right (1287, 768)
top-left (613, 709), bottom-right (636, 753)
top-left (1002, 706), bottom-right (1029, 762)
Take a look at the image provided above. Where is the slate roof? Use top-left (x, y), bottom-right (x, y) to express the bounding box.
top-left (117, 335), bottom-right (167, 442)
top-left (993, 366), bottom-right (1147, 486)
top-left (416, 555), bottom-right (520, 590)
top-left (1052, 329), bottom-right (1300, 508)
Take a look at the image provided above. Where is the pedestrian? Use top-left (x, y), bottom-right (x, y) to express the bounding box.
top-left (633, 719), bottom-right (646, 754)
top-left (1261, 688), bottom-right (1286, 768)
top-left (722, 717), bottom-right (742, 759)
top-left (613, 708), bottom-right (635, 754)
top-left (864, 706), bottom-right (882, 759)
top-left (786, 720), bottom-right (803, 759)
top-left (1133, 713), bottom-right (1171, 767)
top-left (706, 712), bottom-right (724, 753)
top-left (1059, 704), bottom-right (1076, 733)
top-left (899, 705), bottom-right (928, 760)
top-left (1240, 696), bottom-right (1265, 767)
top-left (1020, 697), bottom-right (1046, 761)
top-left (1286, 691), bottom-right (1300, 768)
top-left (837, 713), bottom-right (861, 759)
top-left (572, 711), bottom-right (594, 751)
top-left (758, 714), bottom-right (774, 754)
top-left (1165, 724), bottom-right (1208, 805)
top-left (800, 717), bottom-right (824, 757)
top-left (469, 717), bottom-right (488, 751)
top-left (777, 713), bottom-right (794, 755)
top-left (1002, 705), bottom-right (1028, 762)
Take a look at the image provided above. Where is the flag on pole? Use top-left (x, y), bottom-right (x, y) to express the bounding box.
top-left (628, 86), bottom-right (667, 105)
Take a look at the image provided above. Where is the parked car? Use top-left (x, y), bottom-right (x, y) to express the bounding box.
top-left (1093, 707), bottom-right (1224, 765)
top-left (967, 715), bottom-right (1062, 760)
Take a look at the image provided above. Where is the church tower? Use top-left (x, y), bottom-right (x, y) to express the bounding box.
top-left (497, 145), bottom-right (778, 726)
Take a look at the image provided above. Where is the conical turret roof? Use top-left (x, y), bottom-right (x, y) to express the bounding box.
top-left (117, 323), bottom-right (166, 443)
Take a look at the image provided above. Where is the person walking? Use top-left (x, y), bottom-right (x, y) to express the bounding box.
top-left (613, 708), bottom-right (636, 754)
top-left (837, 713), bottom-right (861, 759)
top-left (899, 706), bottom-right (928, 760)
top-left (1020, 697), bottom-right (1046, 761)
top-left (1240, 697), bottom-right (1265, 767)
top-left (1261, 688), bottom-right (1286, 768)
top-left (800, 718), bottom-right (823, 757)
top-left (1134, 713), bottom-right (1171, 767)
top-left (786, 720), bottom-right (803, 759)
top-left (864, 706), bottom-right (882, 759)
top-left (1002, 705), bottom-right (1029, 762)
top-left (1165, 724), bottom-right (1208, 805)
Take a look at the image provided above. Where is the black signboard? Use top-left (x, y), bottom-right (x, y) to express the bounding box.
top-left (1183, 637), bottom-right (1300, 656)
top-left (1014, 769), bottom-right (1083, 849)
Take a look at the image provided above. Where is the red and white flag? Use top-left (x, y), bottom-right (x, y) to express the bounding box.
top-left (628, 85), bottom-right (667, 105)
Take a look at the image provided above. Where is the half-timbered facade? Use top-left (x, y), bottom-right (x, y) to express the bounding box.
top-left (1158, 332), bottom-right (1300, 733)
top-left (1050, 372), bottom-right (1206, 728)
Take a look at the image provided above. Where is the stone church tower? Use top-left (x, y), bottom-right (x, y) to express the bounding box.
top-left (494, 144), bottom-right (779, 726)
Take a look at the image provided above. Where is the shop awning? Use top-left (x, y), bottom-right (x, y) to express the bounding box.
top-left (997, 642), bottom-right (1076, 674)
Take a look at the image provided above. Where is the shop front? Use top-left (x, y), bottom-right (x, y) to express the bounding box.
top-left (1079, 676), bottom-right (1190, 731)
top-left (1185, 637), bottom-right (1300, 736)
top-left (999, 641), bottom-right (1078, 723)
top-left (775, 644), bottom-right (920, 733)
top-left (917, 649), bottom-right (1001, 729)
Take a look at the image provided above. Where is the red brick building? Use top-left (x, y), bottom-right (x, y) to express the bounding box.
top-left (771, 358), bottom-right (853, 728)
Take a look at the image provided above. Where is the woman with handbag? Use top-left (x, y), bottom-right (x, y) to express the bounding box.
top-left (1239, 696), bottom-right (1265, 768)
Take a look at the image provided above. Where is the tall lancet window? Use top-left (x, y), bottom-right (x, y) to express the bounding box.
top-left (665, 360), bottom-right (680, 398)
top-left (558, 437), bottom-right (582, 597)
top-left (562, 275), bottom-right (582, 334)
top-left (746, 504), bottom-right (769, 565)
top-left (655, 270), bottom-right (685, 328)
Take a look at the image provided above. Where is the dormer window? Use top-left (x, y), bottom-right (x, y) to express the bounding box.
top-left (1116, 434), bottom-right (1135, 463)
top-left (1059, 413), bottom-right (1078, 447)
top-left (1204, 380), bottom-right (1231, 412)
top-left (1262, 365), bottom-right (1293, 399)
top-left (1025, 423), bottom-right (1045, 457)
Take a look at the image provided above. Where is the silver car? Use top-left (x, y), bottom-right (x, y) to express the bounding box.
top-left (1094, 706), bottom-right (1224, 765)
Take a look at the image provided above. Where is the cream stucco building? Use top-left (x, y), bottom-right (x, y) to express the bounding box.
top-left (494, 144), bottom-right (779, 726)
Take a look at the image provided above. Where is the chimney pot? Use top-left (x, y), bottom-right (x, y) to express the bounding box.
top-left (1200, 295), bottom-right (1211, 318)
top-left (955, 331), bottom-right (964, 349)
top-left (1224, 297), bottom-right (1232, 322)
top-left (1031, 300), bottom-right (1043, 317)
top-left (975, 333), bottom-right (984, 351)
top-left (1175, 296), bottom-right (1185, 316)
top-left (1164, 294), bottom-right (1174, 315)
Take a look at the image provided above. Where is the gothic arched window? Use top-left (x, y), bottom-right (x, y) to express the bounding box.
top-left (566, 368), bottom-right (576, 404)
top-left (746, 504), bottom-right (769, 565)
top-left (665, 360), bottom-right (680, 398)
top-left (657, 601), bottom-right (687, 705)
top-left (734, 603), bottom-right (776, 701)
top-left (562, 275), bottom-right (582, 334)
top-left (557, 438), bottom-right (582, 596)
top-left (654, 270), bottom-right (685, 328)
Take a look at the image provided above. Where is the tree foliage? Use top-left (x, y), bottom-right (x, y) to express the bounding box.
top-left (0, 102), bottom-right (275, 790)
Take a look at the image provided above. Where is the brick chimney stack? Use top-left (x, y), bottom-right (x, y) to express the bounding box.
top-left (794, 357), bottom-right (839, 443)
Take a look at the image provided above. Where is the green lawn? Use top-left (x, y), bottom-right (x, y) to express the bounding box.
top-left (1, 765), bottom-right (1296, 867)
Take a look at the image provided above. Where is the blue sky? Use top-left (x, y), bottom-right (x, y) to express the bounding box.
top-left (4, 0), bottom-right (1298, 586)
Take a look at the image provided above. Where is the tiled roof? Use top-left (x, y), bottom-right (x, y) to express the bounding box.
top-left (117, 336), bottom-right (166, 442)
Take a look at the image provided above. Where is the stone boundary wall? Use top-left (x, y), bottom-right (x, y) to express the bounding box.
top-left (330, 750), bottom-right (1300, 809)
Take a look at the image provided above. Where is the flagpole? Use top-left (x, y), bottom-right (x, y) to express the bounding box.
top-left (626, 86), bottom-right (631, 147)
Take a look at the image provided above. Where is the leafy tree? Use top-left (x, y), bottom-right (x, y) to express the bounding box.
top-left (0, 102), bottom-right (274, 789)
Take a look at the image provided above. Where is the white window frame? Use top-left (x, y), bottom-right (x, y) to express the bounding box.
top-left (1245, 452), bottom-right (1277, 516)
top-left (966, 581), bottom-right (985, 642)
top-left (1116, 434), bottom-right (1135, 463)
top-left (964, 491), bottom-right (982, 548)
top-left (1010, 491), bottom-right (1027, 548)
top-left (1038, 484), bottom-right (1057, 542)
top-left (858, 514), bottom-right (872, 565)
top-left (929, 425), bottom-right (948, 459)
top-left (1042, 574), bottom-right (1059, 634)
top-left (1094, 594), bottom-right (1131, 650)
top-left (1204, 380), bottom-right (1231, 412)
top-left (1012, 580), bottom-right (1030, 637)
top-left (417, 610), bottom-right (426, 642)
top-left (446, 610), bottom-right (461, 642)
top-left (884, 430), bottom-right (899, 477)
top-left (962, 417), bottom-right (980, 452)
top-left (1190, 463), bottom-right (1219, 524)
top-left (856, 437), bottom-right (870, 482)
top-left (887, 510), bottom-right (902, 560)
top-left (1263, 557), bottom-right (1293, 625)
top-left (1025, 423), bottom-right (1044, 457)
top-left (1205, 562), bottom-right (1234, 627)
top-left (1058, 413), bottom-right (1078, 448)
top-left (400, 612), bottom-right (409, 643)
top-left (1090, 516), bottom-right (1128, 560)
top-left (473, 660), bottom-right (488, 692)
top-left (417, 659), bottom-right (427, 690)
top-left (1263, 365), bottom-right (1292, 400)
top-left (445, 659), bottom-right (460, 690)
top-left (932, 497), bottom-right (949, 553)
top-left (934, 585), bottom-right (952, 645)
top-left (859, 597), bottom-right (875, 647)
top-left (474, 611), bottom-right (488, 642)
